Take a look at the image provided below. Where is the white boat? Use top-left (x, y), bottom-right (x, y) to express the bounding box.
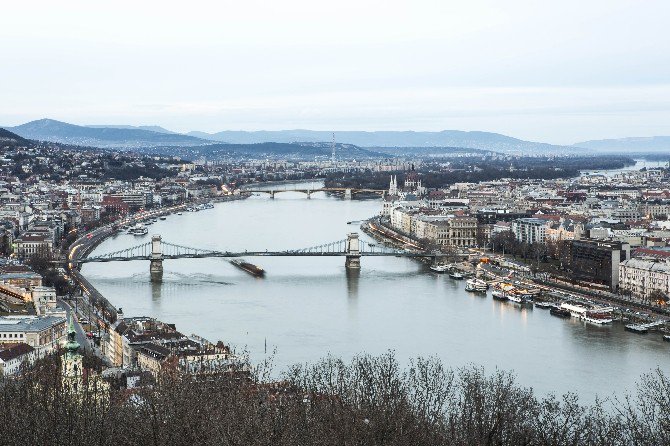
top-left (581, 309), bottom-right (614, 324)
top-left (492, 290), bottom-right (508, 300)
top-left (465, 278), bottom-right (488, 292)
top-left (430, 264), bottom-right (449, 273)
top-left (160, 216), bottom-right (167, 220)
top-left (177, 212), bottom-right (183, 215)
top-left (128, 224), bottom-right (148, 236)
top-left (449, 271), bottom-right (464, 280)
top-left (560, 302), bottom-right (589, 318)
top-left (507, 293), bottom-right (524, 303)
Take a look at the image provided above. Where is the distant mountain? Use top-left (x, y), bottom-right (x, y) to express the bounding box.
top-left (188, 129), bottom-right (576, 154)
top-left (575, 136), bottom-right (670, 153)
top-left (9, 119), bottom-right (208, 149)
top-left (0, 128), bottom-right (30, 148)
top-left (86, 124), bottom-right (176, 134)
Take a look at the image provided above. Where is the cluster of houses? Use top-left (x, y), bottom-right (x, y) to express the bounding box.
top-left (381, 165), bottom-right (670, 299)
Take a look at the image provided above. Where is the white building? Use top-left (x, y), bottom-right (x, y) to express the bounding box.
top-left (511, 218), bottom-right (548, 244)
top-left (619, 257), bottom-right (670, 299)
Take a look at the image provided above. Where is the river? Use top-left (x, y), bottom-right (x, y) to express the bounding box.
top-left (83, 185), bottom-right (670, 402)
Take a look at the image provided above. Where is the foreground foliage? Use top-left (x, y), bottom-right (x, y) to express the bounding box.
top-left (1, 353), bottom-right (668, 445)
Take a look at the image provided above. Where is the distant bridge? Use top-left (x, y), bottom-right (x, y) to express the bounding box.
top-left (78, 233), bottom-right (443, 282)
top-left (245, 187), bottom-right (386, 199)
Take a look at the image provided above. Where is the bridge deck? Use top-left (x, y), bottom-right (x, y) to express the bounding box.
top-left (79, 251), bottom-right (446, 263)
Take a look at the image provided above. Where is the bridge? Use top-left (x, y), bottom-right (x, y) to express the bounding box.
top-left (78, 233), bottom-right (443, 282)
top-left (245, 187), bottom-right (386, 199)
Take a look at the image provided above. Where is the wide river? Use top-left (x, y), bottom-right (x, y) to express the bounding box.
top-left (84, 182), bottom-right (670, 402)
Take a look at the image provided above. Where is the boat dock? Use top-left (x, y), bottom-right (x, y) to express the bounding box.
top-left (625, 320), bottom-right (667, 334)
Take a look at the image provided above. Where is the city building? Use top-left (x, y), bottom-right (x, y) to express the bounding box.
top-left (0, 315), bottom-right (67, 357)
top-left (619, 257), bottom-right (670, 300)
top-left (563, 240), bottom-right (630, 291)
top-left (0, 342), bottom-right (35, 375)
top-left (512, 218), bottom-right (548, 244)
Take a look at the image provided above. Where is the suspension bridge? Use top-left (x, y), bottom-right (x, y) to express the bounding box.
top-left (77, 233), bottom-right (444, 282)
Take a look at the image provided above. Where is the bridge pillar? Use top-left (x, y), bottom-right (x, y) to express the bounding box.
top-left (150, 235), bottom-right (163, 282)
top-left (344, 188), bottom-right (352, 200)
top-left (307, 190), bottom-right (311, 199)
top-left (270, 190), bottom-right (275, 199)
top-left (345, 232), bottom-right (361, 269)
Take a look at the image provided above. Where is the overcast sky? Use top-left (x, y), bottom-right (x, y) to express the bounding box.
top-left (1, 0), bottom-right (669, 144)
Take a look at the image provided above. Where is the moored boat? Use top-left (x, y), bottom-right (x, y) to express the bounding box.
top-left (465, 278), bottom-right (488, 293)
top-left (492, 290), bottom-right (508, 301)
top-left (534, 301), bottom-right (554, 309)
top-left (581, 309), bottom-right (614, 324)
top-left (449, 271), bottom-right (464, 280)
top-left (560, 302), bottom-right (589, 318)
top-left (507, 293), bottom-right (524, 303)
top-left (430, 264), bottom-right (449, 273)
top-left (550, 307), bottom-right (571, 318)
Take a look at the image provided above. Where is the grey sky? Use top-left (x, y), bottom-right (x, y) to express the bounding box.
top-left (1, 0), bottom-right (669, 144)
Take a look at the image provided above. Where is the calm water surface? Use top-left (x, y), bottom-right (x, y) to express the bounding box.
top-left (84, 187), bottom-right (670, 401)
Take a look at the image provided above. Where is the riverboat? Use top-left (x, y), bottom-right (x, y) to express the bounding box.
top-left (430, 264), bottom-right (449, 273)
top-left (560, 302), bottom-right (589, 318)
top-left (160, 216), bottom-right (167, 220)
top-left (534, 301), bottom-right (554, 309)
top-left (550, 307), bottom-right (571, 318)
top-left (581, 310), bottom-right (614, 324)
top-left (230, 259), bottom-right (265, 277)
top-left (507, 293), bottom-right (525, 304)
top-left (449, 271), bottom-right (464, 280)
top-left (465, 278), bottom-right (488, 293)
top-left (128, 224), bottom-right (148, 236)
top-left (492, 290), bottom-right (508, 301)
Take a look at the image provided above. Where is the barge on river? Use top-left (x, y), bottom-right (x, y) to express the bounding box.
top-left (230, 259), bottom-right (265, 277)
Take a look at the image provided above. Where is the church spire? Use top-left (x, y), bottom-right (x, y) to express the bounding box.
top-left (64, 314), bottom-right (80, 357)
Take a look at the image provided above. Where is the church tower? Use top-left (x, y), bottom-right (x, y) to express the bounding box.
top-left (62, 314), bottom-right (83, 391)
top-left (389, 175), bottom-right (398, 196)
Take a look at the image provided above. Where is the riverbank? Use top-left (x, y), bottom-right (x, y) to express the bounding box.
top-left (66, 195), bottom-right (250, 336)
top-left (362, 215), bottom-right (670, 339)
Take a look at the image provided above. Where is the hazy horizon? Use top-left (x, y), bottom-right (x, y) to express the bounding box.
top-left (2, 0), bottom-right (669, 145)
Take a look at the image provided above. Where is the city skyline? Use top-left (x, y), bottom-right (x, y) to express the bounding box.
top-left (2, 0), bottom-right (669, 144)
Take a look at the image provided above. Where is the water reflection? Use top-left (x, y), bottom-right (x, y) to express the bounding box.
top-left (151, 280), bottom-right (162, 302)
top-left (345, 268), bottom-right (360, 298)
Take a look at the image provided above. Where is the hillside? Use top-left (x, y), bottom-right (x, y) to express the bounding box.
top-left (575, 136), bottom-right (670, 153)
top-left (9, 119), bottom-right (208, 149)
top-left (0, 128), bottom-right (31, 148)
top-left (188, 129), bottom-right (577, 154)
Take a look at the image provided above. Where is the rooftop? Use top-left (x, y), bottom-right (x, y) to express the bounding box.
top-left (0, 315), bottom-right (65, 332)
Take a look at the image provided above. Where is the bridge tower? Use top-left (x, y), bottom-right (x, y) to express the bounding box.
top-left (344, 188), bottom-right (352, 200)
top-left (345, 232), bottom-right (361, 269)
top-left (150, 235), bottom-right (163, 282)
top-left (270, 190), bottom-right (275, 199)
